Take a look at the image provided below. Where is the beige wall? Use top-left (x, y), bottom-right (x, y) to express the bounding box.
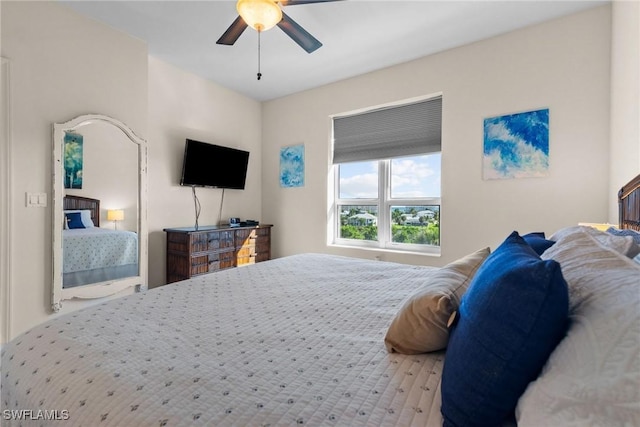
top-left (262, 6), bottom-right (613, 267)
top-left (609, 0), bottom-right (640, 222)
top-left (146, 57), bottom-right (262, 288)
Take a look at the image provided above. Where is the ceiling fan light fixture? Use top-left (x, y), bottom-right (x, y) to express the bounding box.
top-left (237, 0), bottom-right (283, 32)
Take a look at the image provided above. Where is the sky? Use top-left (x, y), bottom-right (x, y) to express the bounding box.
top-left (339, 153), bottom-right (441, 199)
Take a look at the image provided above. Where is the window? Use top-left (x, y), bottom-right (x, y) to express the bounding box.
top-left (331, 96), bottom-right (442, 254)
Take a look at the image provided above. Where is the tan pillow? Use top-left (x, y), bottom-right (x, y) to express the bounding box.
top-left (384, 247), bottom-right (490, 354)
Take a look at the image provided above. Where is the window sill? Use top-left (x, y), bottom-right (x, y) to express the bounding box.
top-left (328, 243), bottom-right (441, 258)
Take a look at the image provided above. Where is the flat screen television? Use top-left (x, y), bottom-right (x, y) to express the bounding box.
top-left (180, 139), bottom-right (250, 189)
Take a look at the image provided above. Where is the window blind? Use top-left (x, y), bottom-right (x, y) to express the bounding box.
top-left (332, 96), bottom-right (442, 164)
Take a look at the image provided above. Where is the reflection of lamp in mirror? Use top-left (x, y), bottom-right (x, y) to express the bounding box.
top-left (107, 209), bottom-right (124, 230)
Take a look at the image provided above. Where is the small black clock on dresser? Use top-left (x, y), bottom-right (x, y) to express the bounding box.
top-left (164, 224), bottom-right (273, 284)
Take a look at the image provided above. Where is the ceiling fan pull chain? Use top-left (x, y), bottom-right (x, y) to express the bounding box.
top-left (257, 30), bottom-right (262, 80)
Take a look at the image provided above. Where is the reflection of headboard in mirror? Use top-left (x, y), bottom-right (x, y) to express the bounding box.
top-left (64, 195), bottom-right (100, 227)
top-left (619, 173), bottom-right (640, 231)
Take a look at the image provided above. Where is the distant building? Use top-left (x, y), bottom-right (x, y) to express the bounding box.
top-left (402, 210), bottom-right (435, 225)
top-left (348, 213), bottom-right (377, 226)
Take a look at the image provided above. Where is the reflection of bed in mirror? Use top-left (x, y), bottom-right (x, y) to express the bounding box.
top-left (63, 195), bottom-right (138, 288)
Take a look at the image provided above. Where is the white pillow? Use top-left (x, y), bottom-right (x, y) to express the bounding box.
top-left (550, 225), bottom-right (639, 258)
top-left (607, 226), bottom-right (640, 244)
top-left (516, 230), bottom-right (640, 426)
top-left (63, 209), bottom-right (95, 229)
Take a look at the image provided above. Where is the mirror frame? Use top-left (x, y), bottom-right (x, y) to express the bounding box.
top-left (52, 114), bottom-right (148, 312)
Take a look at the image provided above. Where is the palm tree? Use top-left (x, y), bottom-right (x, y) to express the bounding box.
top-left (392, 209), bottom-right (404, 225)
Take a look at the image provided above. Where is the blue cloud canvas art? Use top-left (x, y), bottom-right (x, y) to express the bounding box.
top-left (483, 108), bottom-right (549, 180)
top-left (280, 144), bottom-right (305, 188)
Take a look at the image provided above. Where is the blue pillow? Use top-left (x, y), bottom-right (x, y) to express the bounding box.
top-left (65, 212), bottom-right (85, 229)
top-left (522, 231), bottom-right (555, 255)
top-left (441, 231), bottom-right (569, 427)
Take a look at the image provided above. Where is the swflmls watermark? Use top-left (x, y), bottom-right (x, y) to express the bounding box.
top-left (3, 409), bottom-right (70, 421)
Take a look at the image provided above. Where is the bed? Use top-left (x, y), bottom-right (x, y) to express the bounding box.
top-left (2, 176), bottom-right (639, 426)
top-left (63, 196), bottom-right (138, 288)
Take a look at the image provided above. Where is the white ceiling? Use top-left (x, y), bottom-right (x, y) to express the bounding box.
top-left (60, 0), bottom-right (607, 102)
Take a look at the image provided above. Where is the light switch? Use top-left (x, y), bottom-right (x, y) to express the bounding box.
top-left (26, 192), bottom-right (47, 207)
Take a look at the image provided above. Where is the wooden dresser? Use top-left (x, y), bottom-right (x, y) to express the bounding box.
top-left (164, 224), bottom-right (273, 284)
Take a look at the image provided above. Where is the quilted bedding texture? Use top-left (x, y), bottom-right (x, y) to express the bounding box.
top-left (1, 253), bottom-right (444, 427)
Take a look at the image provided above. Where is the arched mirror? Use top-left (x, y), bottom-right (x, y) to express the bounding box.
top-left (52, 114), bottom-right (147, 312)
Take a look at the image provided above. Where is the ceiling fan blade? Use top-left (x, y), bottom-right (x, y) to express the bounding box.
top-left (216, 15), bottom-right (248, 46)
top-left (280, 0), bottom-right (344, 5)
top-left (277, 11), bottom-right (322, 53)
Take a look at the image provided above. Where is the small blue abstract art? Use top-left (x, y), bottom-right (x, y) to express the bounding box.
top-left (483, 108), bottom-right (549, 180)
top-left (280, 144), bottom-right (305, 188)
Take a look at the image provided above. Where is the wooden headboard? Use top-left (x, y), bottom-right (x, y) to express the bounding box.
top-left (619, 174), bottom-right (640, 231)
top-left (63, 195), bottom-right (100, 227)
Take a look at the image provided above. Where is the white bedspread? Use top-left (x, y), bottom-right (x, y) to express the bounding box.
top-left (1, 254), bottom-right (445, 426)
top-left (63, 227), bottom-right (137, 273)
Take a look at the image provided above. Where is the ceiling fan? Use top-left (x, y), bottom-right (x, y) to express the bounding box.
top-left (216, 0), bottom-right (343, 54)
